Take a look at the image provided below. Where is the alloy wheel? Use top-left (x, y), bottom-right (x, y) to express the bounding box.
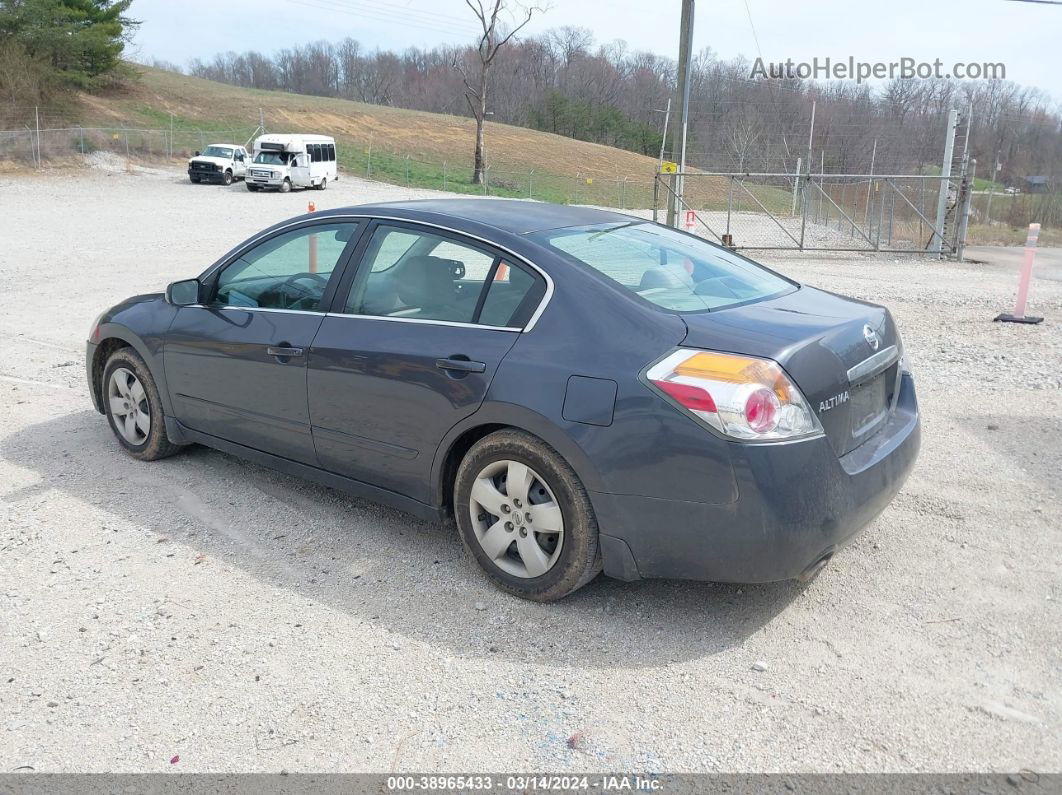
top-left (468, 459), bottom-right (564, 578)
top-left (108, 367), bottom-right (150, 445)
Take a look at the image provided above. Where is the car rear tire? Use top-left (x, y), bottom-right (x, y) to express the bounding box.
top-left (454, 430), bottom-right (602, 601)
top-left (102, 348), bottom-right (183, 461)
top-left (222, 170), bottom-right (233, 185)
top-left (279, 178), bottom-right (291, 193)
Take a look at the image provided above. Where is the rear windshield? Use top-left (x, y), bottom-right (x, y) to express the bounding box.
top-left (532, 222), bottom-right (794, 312)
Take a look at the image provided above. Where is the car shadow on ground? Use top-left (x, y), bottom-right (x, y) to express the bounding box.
top-left (3, 410), bottom-right (805, 669)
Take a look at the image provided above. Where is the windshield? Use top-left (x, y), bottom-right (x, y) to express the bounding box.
top-left (254, 151), bottom-right (289, 165)
top-left (531, 222), bottom-right (795, 312)
top-left (201, 146), bottom-right (233, 159)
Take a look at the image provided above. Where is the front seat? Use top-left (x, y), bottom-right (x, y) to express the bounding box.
top-left (391, 255), bottom-right (463, 320)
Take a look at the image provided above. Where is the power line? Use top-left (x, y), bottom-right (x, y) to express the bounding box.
top-left (742, 0), bottom-right (763, 60)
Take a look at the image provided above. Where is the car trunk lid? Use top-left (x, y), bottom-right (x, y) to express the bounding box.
top-left (679, 286), bottom-right (901, 456)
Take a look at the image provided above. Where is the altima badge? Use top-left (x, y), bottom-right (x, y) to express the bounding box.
top-left (819, 391), bottom-right (849, 413)
top-left (863, 324), bottom-right (881, 351)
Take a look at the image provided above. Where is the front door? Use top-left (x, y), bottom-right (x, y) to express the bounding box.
top-left (165, 220), bottom-right (362, 464)
top-left (290, 152), bottom-right (311, 188)
top-left (308, 221), bottom-right (547, 501)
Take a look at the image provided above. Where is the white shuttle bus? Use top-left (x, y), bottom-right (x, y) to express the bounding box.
top-left (246, 134), bottom-right (338, 192)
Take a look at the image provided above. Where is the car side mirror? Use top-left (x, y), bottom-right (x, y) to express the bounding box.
top-left (166, 278), bottom-right (202, 306)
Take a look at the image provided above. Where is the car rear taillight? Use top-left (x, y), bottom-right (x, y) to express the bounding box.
top-left (645, 349), bottom-right (822, 441)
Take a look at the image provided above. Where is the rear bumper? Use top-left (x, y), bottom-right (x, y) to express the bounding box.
top-left (594, 373), bottom-right (921, 583)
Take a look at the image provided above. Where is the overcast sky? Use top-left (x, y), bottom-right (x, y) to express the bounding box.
top-left (128, 0), bottom-right (1061, 101)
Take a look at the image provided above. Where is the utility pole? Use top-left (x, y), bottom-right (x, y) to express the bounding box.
top-left (933, 109), bottom-right (959, 257)
top-left (667, 0), bottom-right (695, 227)
top-left (985, 148), bottom-right (1001, 225)
top-left (655, 97), bottom-right (671, 170)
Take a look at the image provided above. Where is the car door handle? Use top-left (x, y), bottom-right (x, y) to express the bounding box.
top-left (436, 357), bottom-right (486, 374)
top-left (267, 346), bottom-right (304, 357)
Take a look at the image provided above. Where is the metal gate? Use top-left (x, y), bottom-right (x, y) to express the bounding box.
top-left (652, 170), bottom-right (975, 258)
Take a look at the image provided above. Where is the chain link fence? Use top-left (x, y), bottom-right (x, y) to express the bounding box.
top-left (653, 171), bottom-right (971, 256)
top-left (2, 123), bottom-right (659, 210)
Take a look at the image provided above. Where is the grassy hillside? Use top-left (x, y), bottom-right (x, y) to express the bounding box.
top-left (52, 66), bottom-right (801, 213)
top-left (66, 67), bottom-right (668, 206)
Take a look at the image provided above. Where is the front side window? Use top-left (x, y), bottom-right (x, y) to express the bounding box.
top-left (214, 223), bottom-right (359, 311)
top-left (344, 225), bottom-right (542, 327)
top-left (202, 145), bottom-right (232, 159)
top-left (531, 222), bottom-right (794, 313)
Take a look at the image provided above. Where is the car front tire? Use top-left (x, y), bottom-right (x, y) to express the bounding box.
top-left (222, 170), bottom-right (233, 185)
top-left (454, 430), bottom-right (602, 601)
top-left (279, 179), bottom-right (291, 193)
top-left (189, 176), bottom-right (200, 184)
top-left (102, 348), bottom-right (183, 461)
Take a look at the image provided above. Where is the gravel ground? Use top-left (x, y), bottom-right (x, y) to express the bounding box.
top-left (0, 162), bottom-right (1059, 774)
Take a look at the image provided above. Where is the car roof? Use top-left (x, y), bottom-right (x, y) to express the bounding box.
top-left (325, 198), bottom-right (639, 235)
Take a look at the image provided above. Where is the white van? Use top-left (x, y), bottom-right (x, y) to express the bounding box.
top-left (246, 134), bottom-right (338, 192)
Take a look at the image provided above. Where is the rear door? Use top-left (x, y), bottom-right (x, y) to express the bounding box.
top-left (308, 221), bottom-right (547, 501)
top-left (164, 220), bottom-right (362, 463)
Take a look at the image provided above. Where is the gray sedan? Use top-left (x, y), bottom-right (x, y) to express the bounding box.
top-left (86, 200), bottom-right (920, 601)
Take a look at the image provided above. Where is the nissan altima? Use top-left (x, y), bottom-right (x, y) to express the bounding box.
top-left (86, 199), bottom-right (920, 601)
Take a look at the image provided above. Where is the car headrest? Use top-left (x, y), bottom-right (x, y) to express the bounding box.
top-left (639, 266), bottom-right (691, 291)
top-left (394, 256), bottom-right (458, 309)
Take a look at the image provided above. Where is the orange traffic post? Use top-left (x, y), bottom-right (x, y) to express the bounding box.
top-left (994, 223), bottom-right (1044, 325)
top-left (307, 201), bottom-right (318, 273)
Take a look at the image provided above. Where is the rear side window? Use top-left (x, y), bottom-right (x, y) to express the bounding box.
top-left (532, 222), bottom-right (793, 312)
top-left (344, 225), bottom-right (542, 327)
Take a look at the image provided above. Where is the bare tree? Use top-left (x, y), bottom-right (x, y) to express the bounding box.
top-left (454, 0), bottom-right (543, 184)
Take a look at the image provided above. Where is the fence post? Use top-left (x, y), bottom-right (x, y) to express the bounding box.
top-left (933, 109), bottom-right (958, 257)
top-left (483, 166), bottom-right (489, 195)
top-left (798, 176), bottom-right (808, 251)
top-left (791, 157), bottom-right (801, 216)
top-left (34, 106), bottom-right (41, 169)
top-left (405, 155), bottom-right (410, 189)
top-left (726, 176), bottom-right (733, 237)
top-left (956, 158), bottom-right (976, 262)
top-left (653, 175), bottom-right (660, 224)
top-left (528, 169), bottom-right (533, 199)
top-left (621, 176), bottom-right (628, 209)
top-left (79, 125), bottom-right (84, 155)
top-left (124, 127), bottom-right (130, 158)
top-left (442, 160), bottom-right (447, 191)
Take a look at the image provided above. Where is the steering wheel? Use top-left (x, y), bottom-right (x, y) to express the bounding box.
top-left (283, 271), bottom-right (328, 289)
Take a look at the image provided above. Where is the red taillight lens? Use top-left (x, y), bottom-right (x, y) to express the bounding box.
top-left (653, 379), bottom-right (717, 412)
top-left (644, 349), bottom-right (822, 441)
top-left (744, 387), bottom-right (780, 433)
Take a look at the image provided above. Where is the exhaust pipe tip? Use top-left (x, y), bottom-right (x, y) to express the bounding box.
top-left (798, 552), bottom-right (833, 583)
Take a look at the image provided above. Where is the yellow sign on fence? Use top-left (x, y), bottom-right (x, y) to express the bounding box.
top-left (660, 161), bottom-right (678, 174)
